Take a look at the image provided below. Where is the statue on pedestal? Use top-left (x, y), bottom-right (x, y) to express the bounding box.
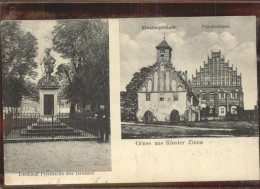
top-left (41, 48), bottom-right (56, 82)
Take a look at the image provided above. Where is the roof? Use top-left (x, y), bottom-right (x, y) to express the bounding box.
top-left (156, 40), bottom-right (172, 50)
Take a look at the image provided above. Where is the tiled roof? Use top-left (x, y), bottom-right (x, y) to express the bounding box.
top-left (156, 40), bottom-right (172, 50)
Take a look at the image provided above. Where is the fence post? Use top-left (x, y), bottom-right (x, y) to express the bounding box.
top-left (51, 109), bottom-right (54, 138)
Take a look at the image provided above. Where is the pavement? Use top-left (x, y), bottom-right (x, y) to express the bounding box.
top-left (4, 140), bottom-right (111, 173)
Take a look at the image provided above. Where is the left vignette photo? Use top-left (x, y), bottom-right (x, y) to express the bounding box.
top-left (1, 19), bottom-right (111, 174)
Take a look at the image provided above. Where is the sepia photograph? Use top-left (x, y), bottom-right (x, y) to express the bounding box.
top-left (120, 17), bottom-right (259, 139)
top-left (2, 19), bottom-right (111, 173)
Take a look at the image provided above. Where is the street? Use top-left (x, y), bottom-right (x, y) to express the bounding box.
top-left (4, 141), bottom-right (111, 173)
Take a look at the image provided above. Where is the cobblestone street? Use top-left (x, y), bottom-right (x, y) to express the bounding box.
top-left (4, 141), bottom-right (111, 173)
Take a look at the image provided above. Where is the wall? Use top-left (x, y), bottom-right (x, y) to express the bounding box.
top-left (137, 91), bottom-right (187, 122)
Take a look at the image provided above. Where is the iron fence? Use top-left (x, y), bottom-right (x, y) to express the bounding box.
top-left (3, 112), bottom-right (100, 140)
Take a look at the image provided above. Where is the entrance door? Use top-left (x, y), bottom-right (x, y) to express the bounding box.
top-left (143, 111), bottom-right (153, 123)
top-left (44, 94), bottom-right (54, 115)
top-left (170, 110), bottom-right (180, 124)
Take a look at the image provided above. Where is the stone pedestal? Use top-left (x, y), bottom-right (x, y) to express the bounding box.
top-left (39, 86), bottom-right (60, 116)
top-left (37, 75), bottom-right (60, 121)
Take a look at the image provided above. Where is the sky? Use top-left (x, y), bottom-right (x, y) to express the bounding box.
top-left (20, 20), bottom-right (70, 81)
top-left (119, 16), bottom-right (257, 110)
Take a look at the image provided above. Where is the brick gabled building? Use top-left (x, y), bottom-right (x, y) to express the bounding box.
top-left (192, 51), bottom-right (244, 118)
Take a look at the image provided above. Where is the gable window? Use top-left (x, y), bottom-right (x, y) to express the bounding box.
top-left (154, 71), bottom-right (158, 91)
top-left (202, 93), bottom-right (206, 101)
top-left (177, 85), bottom-right (183, 91)
top-left (147, 80), bottom-right (152, 92)
top-left (219, 92), bottom-right (225, 99)
top-left (210, 93), bottom-right (214, 101)
top-left (171, 79), bottom-right (176, 91)
top-left (231, 92), bottom-right (237, 99)
top-left (166, 71), bottom-right (170, 91)
top-left (237, 78), bottom-right (241, 86)
top-left (146, 93), bottom-right (151, 101)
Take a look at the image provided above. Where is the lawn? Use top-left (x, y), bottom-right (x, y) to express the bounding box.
top-left (121, 121), bottom-right (259, 139)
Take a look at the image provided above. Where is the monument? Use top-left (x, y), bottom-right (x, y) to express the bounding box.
top-left (38, 48), bottom-right (60, 119)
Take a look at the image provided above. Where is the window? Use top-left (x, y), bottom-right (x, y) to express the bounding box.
top-left (160, 54), bottom-right (165, 61)
top-left (219, 92), bottom-right (225, 99)
top-left (231, 92), bottom-right (237, 99)
top-left (173, 93), bottom-right (178, 101)
top-left (171, 79), bottom-right (176, 91)
top-left (159, 94), bottom-right (164, 101)
top-left (160, 72), bottom-right (164, 91)
top-left (166, 71), bottom-right (170, 91)
top-left (210, 93), bottom-right (214, 101)
top-left (142, 86), bottom-right (146, 92)
top-left (231, 106), bottom-right (237, 114)
top-left (202, 93), bottom-right (206, 101)
top-left (154, 71), bottom-right (158, 91)
top-left (146, 93), bottom-right (151, 101)
top-left (233, 76), bottom-right (236, 85)
top-left (147, 80), bottom-right (152, 92)
top-left (177, 85), bottom-right (183, 91)
top-left (237, 78), bottom-right (241, 86)
top-left (219, 106), bottom-right (226, 116)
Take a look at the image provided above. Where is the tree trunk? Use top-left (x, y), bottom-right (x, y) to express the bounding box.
top-left (70, 102), bottom-right (76, 119)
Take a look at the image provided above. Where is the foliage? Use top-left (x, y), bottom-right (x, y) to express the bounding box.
top-left (23, 81), bottom-right (40, 102)
top-left (121, 67), bottom-right (152, 121)
top-left (52, 20), bottom-right (109, 114)
top-left (1, 21), bottom-right (38, 107)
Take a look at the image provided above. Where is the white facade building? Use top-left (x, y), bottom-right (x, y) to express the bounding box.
top-left (137, 39), bottom-right (200, 123)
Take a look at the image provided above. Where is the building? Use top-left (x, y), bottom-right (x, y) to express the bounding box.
top-left (3, 98), bottom-right (40, 114)
top-left (136, 39), bottom-right (200, 123)
top-left (192, 50), bottom-right (244, 119)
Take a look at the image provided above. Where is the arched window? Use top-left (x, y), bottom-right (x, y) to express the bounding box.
top-left (166, 71), bottom-right (170, 91)
top-left (147, 80), bottom-right (152, 92)
top-left (177, 85), bottom-right (183, 91)
top-left (171, 79), bottom-right (176, 91)
top-left (154, 71), bottom-right (158, 92)
top-left (160, 73), bottom-right (164, 91)
top-left (142, 86), bottom-right (146, 92)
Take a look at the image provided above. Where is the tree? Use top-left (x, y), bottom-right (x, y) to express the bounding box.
top-left (23, 80), bottom-right (39, 102)
top-left (121, 66), bottom-right (152, 121)
top-left (53, 20), bottom-right (109, 115)
top-left (1, 21), bottom-right (38, 108)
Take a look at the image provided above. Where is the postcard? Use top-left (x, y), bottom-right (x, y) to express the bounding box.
top-left (2, 16), bottom-right (259, 185)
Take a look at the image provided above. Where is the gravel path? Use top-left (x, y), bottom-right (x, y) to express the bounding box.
top-left (4, 141), bottom-right (111, 173)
